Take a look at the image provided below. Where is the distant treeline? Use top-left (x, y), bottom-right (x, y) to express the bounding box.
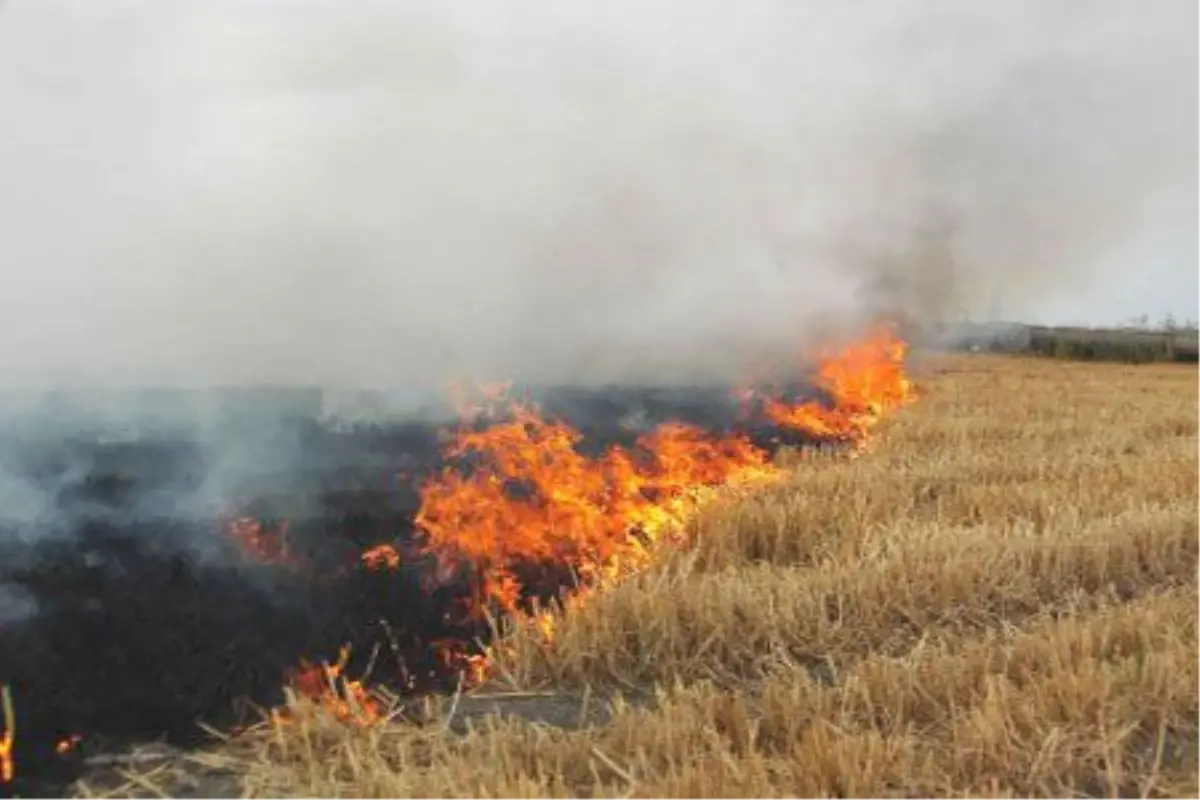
top-left (931, 322), bottom-right (1200, 364)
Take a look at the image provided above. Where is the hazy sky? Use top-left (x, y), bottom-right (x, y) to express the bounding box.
top-left (0, 1), bottom-right (1195, 388)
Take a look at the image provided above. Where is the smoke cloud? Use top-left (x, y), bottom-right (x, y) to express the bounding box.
top-left (0, 0), bottom-right (1194, 392)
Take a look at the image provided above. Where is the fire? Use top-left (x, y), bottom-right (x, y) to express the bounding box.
top-left (54, 734), bottom-right (81, 755)
top-left (226, 517), bottom-right (295, 566)
top-left (279, 646), bottom-right (381, 724)
top-left (232, 323), bottom-right (915, 726)
top-left (0, 326), bottom-right (912, 782)
top-left (0, 685), bottom-right (84, 785)
top-left (431, 640), bottom-right (491, 686)
top-left (761, 325), bottom-right (913, 440)
top-left (362, 543), bottom-right (402, 570)
top-left (1, 685), bottom-right (12, 784)
top-left (415, 324), bottom-right (913, 623)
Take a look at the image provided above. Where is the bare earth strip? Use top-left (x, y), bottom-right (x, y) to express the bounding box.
top-left (80, 355), bottom-right (1199, 798)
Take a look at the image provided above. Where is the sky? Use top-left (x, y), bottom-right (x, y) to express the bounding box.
top-left (0, 0), bottom-right (1195, 389)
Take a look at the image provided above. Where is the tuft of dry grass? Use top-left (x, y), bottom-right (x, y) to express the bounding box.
top-left (82, 355), bottom-right (1199, 798)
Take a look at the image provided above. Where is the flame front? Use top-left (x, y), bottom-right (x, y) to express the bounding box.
top-left (4, 328), bottom-right (912, 782)
top-left (233, 324), bottom-right (914, 728)
top-left (416, 323), bottom-right (914, 629)
top-left (761, 326), bottom-right (913, 440)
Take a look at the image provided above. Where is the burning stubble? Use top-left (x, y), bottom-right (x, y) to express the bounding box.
top-left (0, 1), bottom-right (1193, 791)
top-left (0, 326), bottom-right (913, 793)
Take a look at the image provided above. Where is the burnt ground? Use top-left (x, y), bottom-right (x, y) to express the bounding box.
top-left (0, 383), bottom-right (830, 797)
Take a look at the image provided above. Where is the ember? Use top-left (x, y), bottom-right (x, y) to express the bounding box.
top-left (279, 646), bottom-right (382, 725)
top-left (0, 324), bottom-right (912, 794)
top-left (1, 687), bottom-right (12, 785)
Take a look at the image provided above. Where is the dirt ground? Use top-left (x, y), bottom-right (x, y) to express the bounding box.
top-left (78, 354), bottom-right (1199, 798)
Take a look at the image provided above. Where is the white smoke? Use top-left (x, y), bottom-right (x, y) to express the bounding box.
top-left (0, 0), bottom-right (1193, 392)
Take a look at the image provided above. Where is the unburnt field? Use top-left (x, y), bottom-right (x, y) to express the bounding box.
top-left (82, 355), bottom-right (1199, 798)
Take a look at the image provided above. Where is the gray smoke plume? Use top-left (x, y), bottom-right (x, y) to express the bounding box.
top-left (0, 0), bottom-right (1194, 395)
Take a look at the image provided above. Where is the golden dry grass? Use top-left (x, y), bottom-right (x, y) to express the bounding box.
top-left (81, 355), bottom-right (1199, 798)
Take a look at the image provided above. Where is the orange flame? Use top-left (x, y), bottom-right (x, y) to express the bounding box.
top-left (280, 645), bottom-right (382, 725)
top-left (0, 327), bottom-right (912, 784)
top-left (54, 734), bottom-right (81, 755)
top-left (225, 517), bottom-right (295, 566)
top-left (362, 543), bottom-right (402, 570)
top-left (1, 685), bottom-right (13, 784)
top-left (761, 325), bottom-right (913, 441)
top-left (0, 744), bottom-right (10, 785)
top-left (249, 324), bottom-right (914, 715)
top-left (416, 323), bottom-right (914, 628)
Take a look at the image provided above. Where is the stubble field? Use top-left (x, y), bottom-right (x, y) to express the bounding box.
top-left (87, 354), bottom-right (1199, 798)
